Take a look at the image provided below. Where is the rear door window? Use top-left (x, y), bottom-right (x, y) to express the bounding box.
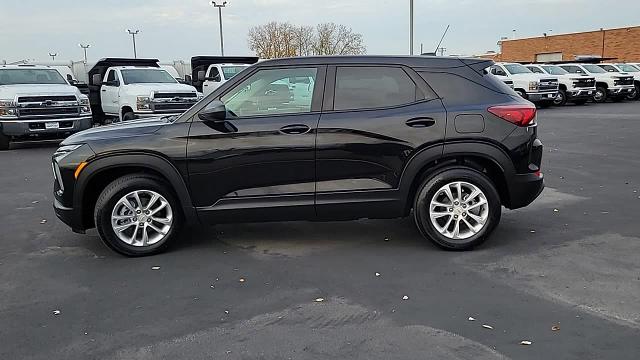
top-left (333, 66), bottom-right (422, 111)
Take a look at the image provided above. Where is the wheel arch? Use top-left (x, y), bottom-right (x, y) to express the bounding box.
top-left (400, 142), bottom-right (515, 215)
top-left (74, 153), bottom-right (197, 230)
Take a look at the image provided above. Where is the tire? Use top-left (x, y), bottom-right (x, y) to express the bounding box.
top-left (122, 111), bottom-right (136, 121)
top-left (94, 174), bottom-right (182, 256)
top-left (413, 167), bottom-right (502, 251)
top-left (572, 99), bottom-right (588, 106)
top-left (593, 86), bottom-right (607, 103)
top-left (0, 132), bottom-right (9, 151)
top-left (553, 89), bottom-right (567, 106)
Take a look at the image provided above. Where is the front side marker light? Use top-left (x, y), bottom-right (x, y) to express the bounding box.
top-left (74, 162), bottom-right (88, 179)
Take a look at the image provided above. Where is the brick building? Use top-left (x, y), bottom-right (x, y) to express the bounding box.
top-left (496, 25), bottom-right (640, 63)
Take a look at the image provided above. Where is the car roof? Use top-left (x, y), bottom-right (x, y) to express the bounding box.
top-left (0, 64), bottom-right (59, 70)
top-left (256, 55), bottom-right (493, 70)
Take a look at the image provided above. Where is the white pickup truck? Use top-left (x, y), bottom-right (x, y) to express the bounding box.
top-left (525, 64), bottom-right (596, 106)
top-left (558, 63), bottom-right (635, 103)
top-left (597, 63), bottom-right (640, 100)
top-left (0, 64), bottom-right (92, 150)
top-left (191, 56), bottom-right (259, 96)
top-left (490, 63), bottom-right (559, 107)
top-left (88, 58), bottom-right (202, 123)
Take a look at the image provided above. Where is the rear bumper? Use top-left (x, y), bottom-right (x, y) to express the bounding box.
top-left (0, 116), bottom-right (93, 137)
top-left (507, 172), bottom-right (544, 209)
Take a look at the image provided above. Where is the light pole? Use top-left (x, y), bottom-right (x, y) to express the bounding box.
top-left (79, 44), bottom-right (90, 63)
top-left (409, 0), bottom-right (414, 55)
top-left (127, 29), bottom-right (140, 58)
top-left (49, 53), bottom-right (58, 61)
top-left (211, 1), bottom-right (227, 56)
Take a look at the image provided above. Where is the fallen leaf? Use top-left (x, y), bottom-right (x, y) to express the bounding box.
top-left (530, 230), bottom-right (536, 233)
top-left (32, 201), bottom-right (39, 204)
top-left (468, 317), bottom-right (476, 321)
top-left (40, 219), bottom-right (47, 224)
top-left (375, 272), bottom-right (381, 277)
top-left (52, 310), bottom-right (61, 315)
top-left (151, 266), bottom-right (161, 270)
top-left (402, 295), bottom-right (409, 300)
top-left (239, 278), bottom-right (246, 283)
top-left (224, 310), bottom-right (229, 314)
top-left (552, 325), bottom-right (560, 331)
top-left (520, 340), bottom-right (532, 346)
top-left (553, 209), bottom-right (559, 213)
top-left (314, 298), bottom-right (324, 302)
top-left (482, 324), bottom-right (493, 330)
top-left (384, 237), bottom-right (389, 242)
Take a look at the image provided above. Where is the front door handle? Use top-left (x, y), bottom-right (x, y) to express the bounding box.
top-left (279, 124), bottom-right (311, 135)
top-left (406, 117), bottom-right (436, 128)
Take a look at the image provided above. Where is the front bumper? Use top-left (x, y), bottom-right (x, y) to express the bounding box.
top-left (608, 87), bottom-right (635, 96)
top-left (567, 88), bottom-right (595, 100)
top-left (53, 197), bottom-right (84, 233)
top-left (0, 115), bottom-right (93, 137)
top-left (527, 92), bottom-right (557, 102)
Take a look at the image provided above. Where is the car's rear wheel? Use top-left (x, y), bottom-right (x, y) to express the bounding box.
top-left (413, 168), bottom-right (501, 250)
top-left (553, 89), bottom-right (567, 106)
top-left (593, 87), bottom-right (607, 103)
top-left (0, 132), bottom-right (10, 151)
top-left (94, 175), bottom-right (182, 256)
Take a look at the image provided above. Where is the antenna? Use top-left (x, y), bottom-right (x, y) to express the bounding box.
top-left (434, 25), bottom-right (450, 54)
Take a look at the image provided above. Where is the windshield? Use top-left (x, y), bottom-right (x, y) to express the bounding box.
top-left (0, 69), bottom-right (67, 85)
top-left (120, 69), bottom-right (177, 85)
top-left (541, 66), bottom-right (569, 75)
top-left (617, 64), bottom-right (639, 72)
top-left (583, 65), bottom-right (607, 74)
top-left (504, 64), bottom-right (532, 75)
top-left (221, 66), bottom-right (249, 80)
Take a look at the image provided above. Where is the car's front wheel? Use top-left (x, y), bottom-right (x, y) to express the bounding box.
top-left (94, 175), bottom-right (182, 256)
top-left (553, 89), bottom-right (567, 106)
top-left (413, 168), bottom-right (501, 250)
top-left (593, 87), bottom-right (607, 103)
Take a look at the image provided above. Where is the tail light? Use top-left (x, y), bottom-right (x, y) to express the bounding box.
top-left (488, 104), bottom-right (537, 127)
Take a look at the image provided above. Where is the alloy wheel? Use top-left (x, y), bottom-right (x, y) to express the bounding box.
top-left (428, 181), bottom-right (489, 240)
top-left (110, 190), bottom-right (173, 246)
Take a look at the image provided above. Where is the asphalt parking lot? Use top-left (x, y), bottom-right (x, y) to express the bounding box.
top-left (1, 101), bottom-right (639, 360)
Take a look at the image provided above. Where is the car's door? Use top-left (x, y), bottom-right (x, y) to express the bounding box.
top-left (100, 69), bottom-right (120, 115)
top-left (187, 65), bottom-right (326, 223)
top-left (315, 65), bottom-right (446, 220)
top-left (203, 66), bottom-right (222, 96)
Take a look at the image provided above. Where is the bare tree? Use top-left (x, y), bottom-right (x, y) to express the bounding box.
top-left (314, 23), bottom-right (366, 56)
top-left (248, 22), bottom-right (366, 59)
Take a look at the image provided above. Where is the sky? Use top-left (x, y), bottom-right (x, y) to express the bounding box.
top-left (1, 0), bottom-right (640, 63)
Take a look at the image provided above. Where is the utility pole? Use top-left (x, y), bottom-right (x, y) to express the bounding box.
top-left (127, 29), bottom-right (140, 58)
top-left (437, 47), bottom-right (447, 56)
top-left (211, 1), bottom-right (228, 56)
top-left (409, 0), bottom-right (414, 55)
top-left (79, 44), bottom-right (90, 63)
top-left (49, 53), bottom-right (57, 61)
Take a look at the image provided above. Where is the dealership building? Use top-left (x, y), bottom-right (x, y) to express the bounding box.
top-left (493, 25), bottom-right (640, 63)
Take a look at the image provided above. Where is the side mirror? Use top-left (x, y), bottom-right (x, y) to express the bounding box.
top-left (198, 100), bottom-right (227, 122)
top-left (198, 70), bottom-right (206, 81)
top-left (92, 74), bottom-right (102, 85)
top-left (184, 74), bottom-right (192, 84)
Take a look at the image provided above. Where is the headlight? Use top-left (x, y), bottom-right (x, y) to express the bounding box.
top-left (53, 144), bottom-right (83, 161)
top-left (529, 81), bottom-right (539, 91)
top-left (137, 96), bottom-right (151, 110)
top-left (79, 96), bottom-right (91, 113)
top-left (0, 99), bottom-right (16, 117)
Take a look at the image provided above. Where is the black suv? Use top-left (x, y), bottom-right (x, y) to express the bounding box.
top-left (53, 56), bottom-right (544, 256)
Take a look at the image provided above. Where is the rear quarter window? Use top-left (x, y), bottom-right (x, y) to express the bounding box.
top-left (419, 71), bottom-right (518, 106)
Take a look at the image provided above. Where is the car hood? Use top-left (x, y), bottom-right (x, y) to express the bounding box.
top-left (0, 84), bottom-right (82, 99)
top-left (61, 117), bottom-right (171, 145)
top-left (123, 83), bottom-right (197, 95)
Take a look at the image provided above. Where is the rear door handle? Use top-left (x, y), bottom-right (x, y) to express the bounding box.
top-left (406, 117), bottom-right (436, 128)
top-left (279, 124), bottom-right (311, 135)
